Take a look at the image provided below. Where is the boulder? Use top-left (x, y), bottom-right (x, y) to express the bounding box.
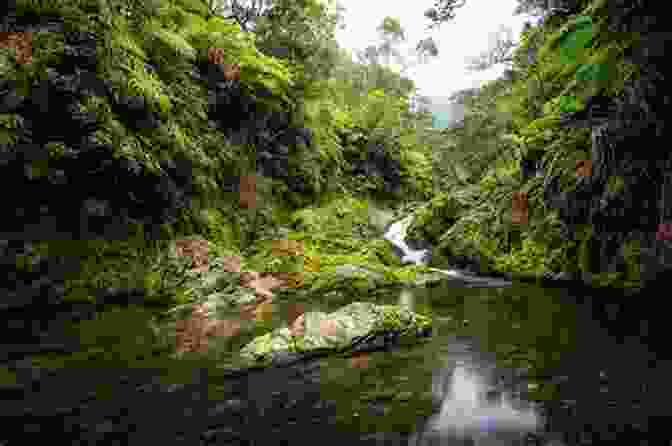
top-left (333, 264), bottom-right (384, 281)
top-left (239, 302), bottom-right (432, 366)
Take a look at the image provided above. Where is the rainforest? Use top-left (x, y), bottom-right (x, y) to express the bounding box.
top-left (0, 0), bottom-right (668, 444)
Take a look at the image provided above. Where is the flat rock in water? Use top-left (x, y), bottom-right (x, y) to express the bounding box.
top-left (239, 302), bottom-right (432, 366)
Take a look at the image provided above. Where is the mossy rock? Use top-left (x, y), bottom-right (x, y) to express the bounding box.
top-left (239, 302), bottom-right (432, 367)
top-left (365, 238), bottom-right (402, 267)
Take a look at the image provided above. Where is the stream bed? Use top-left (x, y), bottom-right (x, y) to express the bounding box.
top-left (0, 215), bottom-right (666, 445)
top-left (0, 276), bottom-right (666, 446)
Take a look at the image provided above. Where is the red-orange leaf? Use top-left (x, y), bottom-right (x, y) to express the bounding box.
top-left (221, 255), bottom-right (242, 273)
top-left (0, 32), bottom-right (33, 65)
top-left (576, 159), bottom-right (592, 178)
top-left (239, 175), bottom-right (256, 209)
top-left (290, 314), bottom-right (305, 337)
top-left (349, 353), bottom-right (371, 369)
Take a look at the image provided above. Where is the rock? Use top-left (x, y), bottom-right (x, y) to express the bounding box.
top-left (239, 302), bottom-right (432, 365)
top-left (367, 206), bottom-right (395, 233)
top-left (0, 89), bottom-right (25, 113)
top-left (333, 264), bottom-right (384, 281)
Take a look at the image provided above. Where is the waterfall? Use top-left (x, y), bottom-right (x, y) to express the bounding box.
top-left (383, 214), bottom-right (512, 287)
top-left (383, 215), bottom-right (430, 265)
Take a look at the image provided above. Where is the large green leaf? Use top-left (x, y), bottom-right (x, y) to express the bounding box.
top-left (575, 62), bottom-right (609, 83)
top-left (557, 95), bottom-right (583, 114)
top-left (556, 16), bottom-right (595, 65)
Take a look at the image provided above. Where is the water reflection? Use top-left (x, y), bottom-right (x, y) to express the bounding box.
top-left (409, 336), bottom-right (544, 446)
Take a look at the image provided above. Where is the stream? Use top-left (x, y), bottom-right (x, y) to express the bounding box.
top-left (0, 215), bottom-right (666, 445)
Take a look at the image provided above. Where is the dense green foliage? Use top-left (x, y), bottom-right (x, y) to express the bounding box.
top-left (4, 0), bottom-right (665, 373)
top-left (1, 0), bottom-right (445, 359)
top-left (409, 0), bottom-right (652, 288)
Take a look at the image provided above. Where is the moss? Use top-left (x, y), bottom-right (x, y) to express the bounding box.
top-left (376, 305), bottom-right (432, 333)
top-left (409, 193), bottom-right (462, 243)
top-left (605, 175), bottom-right (626, 197)
top-left (577, 225), bottom-right (594, 274)
top-left (0, 113), bottom-right (23, 147)
top-left (193, 208), bottom-right (239, 254)
top-left (237, 193), bottom-right (416, 288)
top-left (399, 148), bottom-right (434, 199)
top-left (0, 366), bottom-right (19, 386)
top-left (362, 238), bottom-right (401, 267)
top-left (289, 195), bottom-right (373, 236)
top-left (494, 236), bottom-right (553, 275)
top-left (590, 271), bottom-right (623, 287)
top-left (620, 236), bottom-right (642, 287)
top-left (31, 226), bottom-right (192, 306)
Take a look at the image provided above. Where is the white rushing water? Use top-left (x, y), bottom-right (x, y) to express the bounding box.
top-left (383, 214), bottom-right (512, 287)
top-left (383, 215), bottom-right (431, 265)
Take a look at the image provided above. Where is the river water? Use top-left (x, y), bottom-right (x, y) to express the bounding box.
top-left (0, 217), bottom-right (667, 445)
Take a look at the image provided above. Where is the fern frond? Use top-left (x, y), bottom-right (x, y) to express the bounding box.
top-left (0, 128), bottom-right (18, 146)
top-left (146, 21), bottom-right (197, 60)
top-left (112, 23), bottom-right (148, 61)
top-left (121, 55), bottom-right (172, 113)
top-left (180, 13), bottom-right (209, 38)
top-left (173, 0), bottom-right (209, 15)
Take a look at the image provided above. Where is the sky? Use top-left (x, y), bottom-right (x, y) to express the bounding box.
top-left (333, 0), bottom-right (535, 100)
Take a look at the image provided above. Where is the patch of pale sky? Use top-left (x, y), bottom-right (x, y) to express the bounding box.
top-left (333, 0), bottom-right (534, 99)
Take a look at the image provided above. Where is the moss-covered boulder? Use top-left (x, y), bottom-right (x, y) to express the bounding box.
top-left (239, 302), bottom-right (432, 366)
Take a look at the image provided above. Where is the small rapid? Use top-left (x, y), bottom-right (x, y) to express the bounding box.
top-left (383, 214), bottom-right (512, 288)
